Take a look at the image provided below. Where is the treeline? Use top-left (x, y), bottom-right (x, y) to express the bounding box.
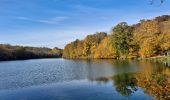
top-left (0, 44), bottom-right (63, 61)
top-left (63, 15), bottom-right (170, 59)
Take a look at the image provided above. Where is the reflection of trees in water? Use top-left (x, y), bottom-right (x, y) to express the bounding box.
top-left (136, 73), bottom-right (170, 100)
top-left (113, 73), bottom-right (138, 96)
top-left (94, 60), bottom-right (138, 96)
top-left (136, 62), bottom-right (170, 100)
top-left (95, 71), bottom-right (170, 99)
top-left (86, 59), bottom-right (170, 99)
top-left (111, 59), bottom-right (139, 74)
top-left (111, 60), bottom-right (130, 68)
top-left (94, 61), bottom-right (170, 99)
top-left (94, 73), bottom-right (138, 97)
top-left (111, 60), bottom-right (138, 96)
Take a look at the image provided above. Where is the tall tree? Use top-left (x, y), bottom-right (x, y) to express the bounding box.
top-left (111, 22), bottom-right (134, 58)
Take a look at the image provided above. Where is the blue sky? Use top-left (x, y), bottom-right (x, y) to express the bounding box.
top-left (0, 0), bottom-right (170, 48)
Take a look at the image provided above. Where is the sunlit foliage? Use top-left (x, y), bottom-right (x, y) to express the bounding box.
top-left (94, 37), bottom-right (118, 59)
top-left (63, 32), bottom-right (107, 59)
top-left (63, 15), bottom-right (170, 59)
top-left (63, 39), bottom-right (84, 58)
top-left (134, 16), bottom-right (170, 57)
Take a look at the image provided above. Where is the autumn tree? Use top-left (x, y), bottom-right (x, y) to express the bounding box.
top-left (49, 47), bottom-right (63, 57)
top-left (83, 32), bottom-right (107, 57)
top-left (63, 39), bottom-right (84, 58)
top-left (63, 15), bottom-right (170, 59)
top-left (134, 20), bottom-right (161, 57)
top-left (159, 17), bottom-right (170, 53)
top-left (139, 39), bottom-right (157, 57)
top-left (94, 37), bottom-right (118, 59)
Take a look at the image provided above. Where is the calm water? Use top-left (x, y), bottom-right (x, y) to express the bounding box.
top-left (0, 58), bottom-right (170, 100)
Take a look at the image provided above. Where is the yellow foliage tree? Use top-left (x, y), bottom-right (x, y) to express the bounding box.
top-left (139, 39), bottom-right (157, 58)
top-left (134, 20), bottom-right (161, 57)
top-left (94, 37), bottom-right (118, 59)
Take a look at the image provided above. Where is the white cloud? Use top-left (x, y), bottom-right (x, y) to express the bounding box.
top-left (16, 16), bottom-right (69, 24)
top-left (16, 16), bottom-right (31, 20)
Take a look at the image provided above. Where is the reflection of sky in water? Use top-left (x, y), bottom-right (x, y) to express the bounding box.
top-left (0, 59), bottom-right (141, 90)
top-left (0, 59), bottom-right (87, 90)
top-left (0, 80), bottom-right (153, 100)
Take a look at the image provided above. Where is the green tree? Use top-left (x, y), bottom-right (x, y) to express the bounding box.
top-left (111, 22), bottom-right (134, 58)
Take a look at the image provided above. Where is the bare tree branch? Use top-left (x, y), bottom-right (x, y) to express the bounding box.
top-left (150, 0), bottom-right (165, 5)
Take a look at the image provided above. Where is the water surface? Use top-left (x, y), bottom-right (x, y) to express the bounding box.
top-left (0, 58), bottom-right (170, 100)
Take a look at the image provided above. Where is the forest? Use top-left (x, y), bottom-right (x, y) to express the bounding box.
top-left (0, 44), bottom-right (63, 61)
top-left (63, 15), bottom-right (170, 59)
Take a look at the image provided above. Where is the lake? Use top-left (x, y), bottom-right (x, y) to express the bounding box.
top-left (0, 58), bottom-right (170, 100)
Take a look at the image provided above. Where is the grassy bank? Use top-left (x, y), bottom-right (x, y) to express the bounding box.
top-left (139, 56), bottom-right (170, 67)
top-left (139, 56), bottom-right (170, 64)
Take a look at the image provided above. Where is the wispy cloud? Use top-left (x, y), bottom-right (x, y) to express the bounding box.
top-left (16, 16), bottom-right (31, 20)
top-left (16, 16), bottom-right (69, 24)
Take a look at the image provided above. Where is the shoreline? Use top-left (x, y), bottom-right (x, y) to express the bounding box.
top-left (139, 56), bottom-right (170, 61)
top-left (1, 56), bottom-right (170, 62)
top-left (0, 57), bottom-right (62, 62)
